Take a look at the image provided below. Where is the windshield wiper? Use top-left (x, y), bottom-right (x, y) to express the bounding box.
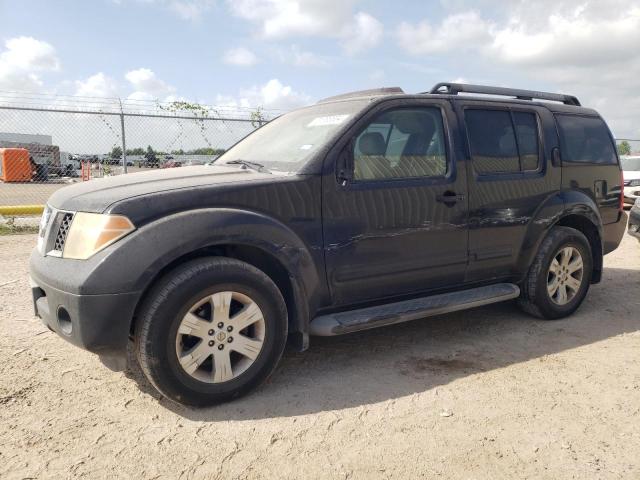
top-left (225, 160), bottom-right (271, 173)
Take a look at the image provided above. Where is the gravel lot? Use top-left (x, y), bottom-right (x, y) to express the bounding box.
top-left (1, 232), bottom-right (639, 479)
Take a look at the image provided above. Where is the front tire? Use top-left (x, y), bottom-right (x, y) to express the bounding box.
top-left (518, 226), bottom-right (593, 320)
top-left (135, 257), bottom-right (288, 407)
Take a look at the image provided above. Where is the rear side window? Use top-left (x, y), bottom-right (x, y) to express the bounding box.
top-left (556, 115), bottom-right (617, 165)
top-left (465, 109), bottom-right (540, 174)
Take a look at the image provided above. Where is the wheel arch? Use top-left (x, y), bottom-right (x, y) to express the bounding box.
top-left (129, 242), bottom-right (310, 350)
top-left (515, 192), bottom-right (604, 284)
top-left (98, 208), bottom-right (320, 351)
top-left (553, 214), bottom-right (603, 283)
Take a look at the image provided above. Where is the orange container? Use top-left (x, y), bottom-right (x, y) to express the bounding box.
top-left (0, 148), bottom-right (32, 182)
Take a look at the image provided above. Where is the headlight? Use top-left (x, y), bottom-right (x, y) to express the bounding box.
top-left (37, 205), bottom-right (52, 253)
top-left (62, 212), bottom-right (135, 260)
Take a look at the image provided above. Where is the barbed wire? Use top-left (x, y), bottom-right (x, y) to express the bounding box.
top-left (0, 90), bottom-right (286, 119)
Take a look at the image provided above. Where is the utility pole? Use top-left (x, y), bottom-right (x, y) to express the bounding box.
top-left (119, 98), bottom-right (128, 174)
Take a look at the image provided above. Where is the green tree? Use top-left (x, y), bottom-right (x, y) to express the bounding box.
top-left (250, 106), bottom-right (266, 128)
top-left (617, 140), bottom-right (632, 156)
top-left (189, 147), bottom-right (226, 156)
top-left (110, 146), bottom-right (123, 158)
top-left (127, 147), bottom-right (145, 156)
top-left (144, 145), bottom-right (157, 162)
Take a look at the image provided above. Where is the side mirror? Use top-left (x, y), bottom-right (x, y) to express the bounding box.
top-left (336, 138), bottom-right (355, 186)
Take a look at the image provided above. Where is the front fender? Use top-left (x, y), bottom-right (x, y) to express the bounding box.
top-left (82, 208), bottom-right (321, 330)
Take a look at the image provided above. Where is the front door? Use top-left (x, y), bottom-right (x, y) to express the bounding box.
top-left (322, 100), bottom-right (469, 306)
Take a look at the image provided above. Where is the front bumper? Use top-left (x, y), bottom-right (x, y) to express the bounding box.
top-left (30, 250), bottom-right (139, 359)
top-left (629, 206), bottom-right (640, 241)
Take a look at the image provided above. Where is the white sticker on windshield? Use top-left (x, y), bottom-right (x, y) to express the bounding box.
top-left (307, 114), bottom-right (350, 127)
top-left (300, 144), bottom-right (313, 150)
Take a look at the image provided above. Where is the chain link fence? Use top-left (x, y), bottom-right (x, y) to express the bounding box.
top-left (0, 93), bottom-right (281, 210)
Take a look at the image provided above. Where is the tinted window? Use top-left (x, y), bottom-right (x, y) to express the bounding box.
top-left (353, 107), bottom-right (448, 181)
top-left (466, 109), bottom-right (541, 174)
top-left (465, 110), bottom-right (519, 173)
top-left (556, 115), bottom-right (617, 164)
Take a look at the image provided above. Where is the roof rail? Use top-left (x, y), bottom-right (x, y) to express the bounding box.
top-left (318, 87), bottom-right (404, 104)
top-left (428, 82), bottom-right (581, 106)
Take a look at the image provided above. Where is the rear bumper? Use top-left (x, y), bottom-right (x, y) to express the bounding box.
top-left (629, 206), bottom-right (640, 240)
top-left (30, 252), bottom-right (138, 359)
top-left (603, 211), bottom-right (628, 254)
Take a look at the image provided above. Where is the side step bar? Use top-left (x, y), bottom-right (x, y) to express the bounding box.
top-left (309, 283), bottom-right (520, 336)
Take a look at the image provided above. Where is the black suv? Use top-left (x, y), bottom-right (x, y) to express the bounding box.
top-left (30, 83), bottom-right (627, 406)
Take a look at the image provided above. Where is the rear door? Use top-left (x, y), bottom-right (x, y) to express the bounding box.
top-left (321, 99), bottom-right (469, 305)
top-left (456, 101), bottom-right (562, 282)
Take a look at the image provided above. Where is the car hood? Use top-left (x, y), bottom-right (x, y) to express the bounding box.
top-left (47, 165), bottom-right (272, 212)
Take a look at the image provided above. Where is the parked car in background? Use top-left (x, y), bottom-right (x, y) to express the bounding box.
top-left (621, 155), bottom-right (640, 206)
top-left (629, 197), bottom-right (640, 242)
top-left (30, 83), bottom-right (627, 406)
top-left (162, 159), bottom-right (182, 168)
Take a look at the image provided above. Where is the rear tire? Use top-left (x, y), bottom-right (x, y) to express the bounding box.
top-left (518, 226), bottom-right (593, 320)
top-left (135, 257), bottom-right (288, 407)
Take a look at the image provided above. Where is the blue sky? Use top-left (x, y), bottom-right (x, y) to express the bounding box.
top-left (1, 0), bottom-right (639, 138)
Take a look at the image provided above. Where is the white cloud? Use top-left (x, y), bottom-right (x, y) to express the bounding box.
top-left (113, 0), bottom-right (214, 20)
top-left (227, 0), bottom-right (383, 54)
top-left (343, 12), bottom-right (384, 55)
top-left (395, 4), bottom-right (640, 138)
top-left (125, 68), bottom-right (176, 100)
top-left (0, 37), bottom-right (60, 91)
top-left (167, 0), bottom-right (215, 20)
top-left (216, 78), bottom-right (312, 111)
top-left (397, 11), bottom-right (492, 55)
top-left (74, 73), bottom-right (119, 98)
top-left (274, 45), bottom-right (329, 67)
top-left (223, 47), bottom-right (259, 66)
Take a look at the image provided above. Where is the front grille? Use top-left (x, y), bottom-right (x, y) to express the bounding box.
top-left (53, 213), bottom-right (74, 252)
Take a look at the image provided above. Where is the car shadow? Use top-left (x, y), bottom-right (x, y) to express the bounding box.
top-left (125, 266), bottom-right (640, 421)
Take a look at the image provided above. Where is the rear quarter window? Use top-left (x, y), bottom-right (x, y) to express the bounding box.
top-left (555, 114), bottom-right (617, 165)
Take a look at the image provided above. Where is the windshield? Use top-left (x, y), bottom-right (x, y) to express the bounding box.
top-left (621, 156), bottom-right (640, 171)
top-left (216, 99), bottom-right (370, 173)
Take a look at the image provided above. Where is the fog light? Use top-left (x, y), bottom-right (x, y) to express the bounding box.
top-left (57, 306), bottom-right (72, 335)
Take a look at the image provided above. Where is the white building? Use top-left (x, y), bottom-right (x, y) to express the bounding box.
top-left (0, 132), bottom-right (52, 145)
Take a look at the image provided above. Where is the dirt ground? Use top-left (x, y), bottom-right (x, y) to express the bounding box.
top-left (1, 232), bottom-right (639, 479)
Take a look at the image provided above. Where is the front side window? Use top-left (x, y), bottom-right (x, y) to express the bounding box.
top-left (353, 107), bottom-right (448, 181)
top-left (556, 114), bottom-right (617, 165)
top-left (465, 109), bottom-right (540, 174)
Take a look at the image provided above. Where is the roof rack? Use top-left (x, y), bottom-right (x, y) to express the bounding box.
top-left (427, 82), bottom-right (581, 106)
top-left (317, 87), bottom-right (405, 104)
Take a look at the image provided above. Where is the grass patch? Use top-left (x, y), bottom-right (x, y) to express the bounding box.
top-left (0, 222), bottom-right (39, 235)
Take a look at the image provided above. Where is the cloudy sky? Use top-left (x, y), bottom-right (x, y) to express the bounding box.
top-left (1, 0), bottom-right (639, 138)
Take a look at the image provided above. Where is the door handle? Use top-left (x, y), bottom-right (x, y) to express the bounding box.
top-left (436, 191), bottom-right (465, 205)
